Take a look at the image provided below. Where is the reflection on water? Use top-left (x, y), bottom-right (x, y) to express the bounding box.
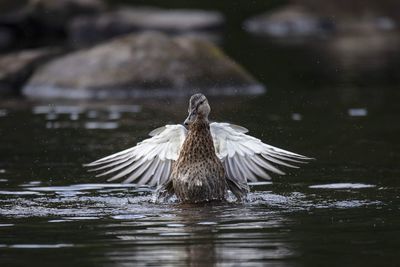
top-left (0, 181), bottom-right (396, 266)
top-left (309, 183), bottom-right (375, 189)
top-left (32, 104), bottom-right (141, 129)
top-left (325, 32), bottom-right (400, 72)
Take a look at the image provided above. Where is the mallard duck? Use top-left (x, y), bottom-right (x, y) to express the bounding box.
top-left (85, 93), bottom-right (311, 203)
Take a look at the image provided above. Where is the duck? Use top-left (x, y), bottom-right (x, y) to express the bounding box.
top-left (85, 93), bottom-right (311, 203)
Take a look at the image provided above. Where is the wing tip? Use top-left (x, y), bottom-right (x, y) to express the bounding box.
top-left (82, 161), bottom-right (98, 167)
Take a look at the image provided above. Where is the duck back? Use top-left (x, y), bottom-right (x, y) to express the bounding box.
top-left (171, 119), bottom-right (227, 203)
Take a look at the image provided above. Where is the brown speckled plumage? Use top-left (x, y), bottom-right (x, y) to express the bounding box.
top-left (155, 93), bottom-right (250, 203)
top-left (171, 117), bottom-right (226, 203)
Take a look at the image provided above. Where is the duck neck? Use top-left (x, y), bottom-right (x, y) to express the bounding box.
top-left (189, 116), bottom-right (209, 132)
top-left (180, 116), bottom-right (215, 161)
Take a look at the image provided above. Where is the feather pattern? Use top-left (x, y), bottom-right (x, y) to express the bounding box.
top-left (84, 125), bottom-right (187, 186)
top-left (84, 122), bottom-right (311, 190)
top-left (210, 122), bottom-right (311, 186)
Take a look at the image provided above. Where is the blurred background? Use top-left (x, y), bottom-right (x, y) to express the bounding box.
top-left (1, 0), bottom-right (400, 98)
top-left (0, 1), bottom-right (400, 267)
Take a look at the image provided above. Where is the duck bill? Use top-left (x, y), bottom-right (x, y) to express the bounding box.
top-left (184, 112), bottom-right (195, 126)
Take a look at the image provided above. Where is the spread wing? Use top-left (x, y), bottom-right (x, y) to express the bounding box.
top-left (210, 122), bottom-right (311, 186)
top-left (84, 124), bottom-right (187, 186)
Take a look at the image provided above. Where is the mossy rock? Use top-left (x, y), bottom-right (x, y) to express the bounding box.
top-left (23, 32), bottom-right (264, 99)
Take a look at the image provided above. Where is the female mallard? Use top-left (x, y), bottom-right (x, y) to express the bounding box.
top-left (85, 93), bottom-right (310, 203)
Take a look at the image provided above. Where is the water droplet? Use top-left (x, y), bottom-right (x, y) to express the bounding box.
top-left (348, 108), bottom-right (367, 117)
top-left (291, 113), bottom-right (302, 121)
top-left (0, 109), bottom-right (8, 117)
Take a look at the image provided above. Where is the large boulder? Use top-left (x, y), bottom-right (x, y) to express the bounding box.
top-left (244, 4), bottom-right (397, 39)
top-left (243, 5), bottom-right (334, 38)
top-left (68, 7), bottom-right (224, 46)
top-left (0, 48), bottom-right (61, 95)
top-left (23, 32), bottom-right (264, 99)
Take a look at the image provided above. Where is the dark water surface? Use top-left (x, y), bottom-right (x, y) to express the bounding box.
top-left (1, 6), bottom-right (400, 267)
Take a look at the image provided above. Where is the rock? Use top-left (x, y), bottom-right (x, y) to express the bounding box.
top-left (0, 48), bottom-right (61, 95)
top-left (333, 16), bottom-right (397, 34)
top-left (23, 32), bottom-right (264, 99)
top-left (243, 5), bottom-right (334, 38)
top-left (244, 4), bottom-right (398, 39)
top-left (68, 7), bottom-right (224, 46)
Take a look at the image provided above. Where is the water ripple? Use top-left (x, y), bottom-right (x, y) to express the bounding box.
top-left (0, 182), bottom-right (386, 220)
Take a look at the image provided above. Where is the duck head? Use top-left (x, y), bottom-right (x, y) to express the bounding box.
top-left (184, 93), bottom-right (210, 126)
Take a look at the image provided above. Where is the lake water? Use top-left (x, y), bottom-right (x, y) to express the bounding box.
top-left (1, 5), bottom-right (400, 267)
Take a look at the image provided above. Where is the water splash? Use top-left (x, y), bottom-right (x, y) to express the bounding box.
top-left (0, 182), bottom-right (385, 219)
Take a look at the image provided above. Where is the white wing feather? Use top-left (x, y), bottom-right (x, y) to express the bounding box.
top-left (210, 122), bottom-right (311, 185)
top-left (84, 124), bottom-right (187, 186)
